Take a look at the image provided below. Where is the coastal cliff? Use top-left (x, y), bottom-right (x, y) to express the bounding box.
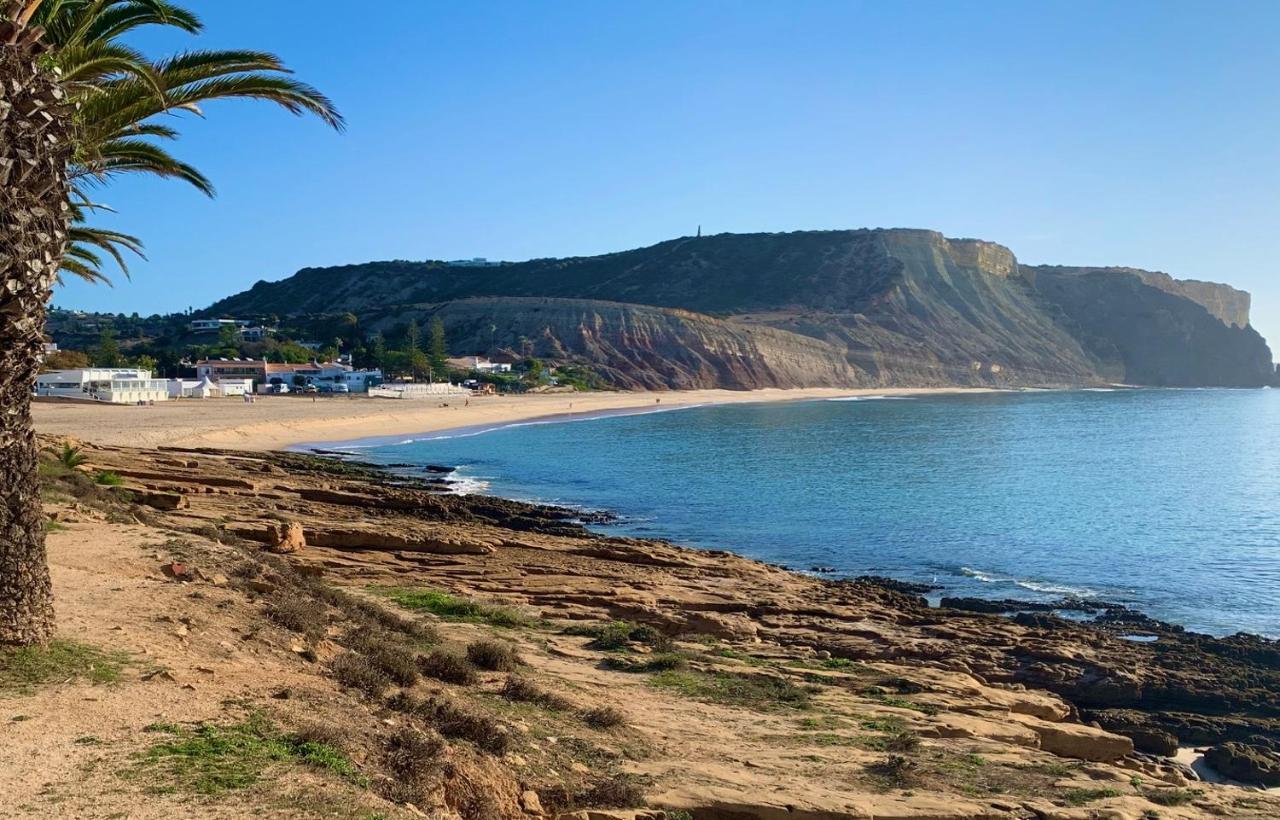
top-left (208, 229), bottom-right (1275, 389)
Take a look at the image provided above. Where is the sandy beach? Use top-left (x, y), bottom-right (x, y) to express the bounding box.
top-left (32, 386), bottom-right (998, 451)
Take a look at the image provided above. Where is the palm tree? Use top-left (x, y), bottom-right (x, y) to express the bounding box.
top-left (0, 0), bottom-right (341, 645)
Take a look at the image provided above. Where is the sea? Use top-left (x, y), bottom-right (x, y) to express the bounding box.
top-left (333, 389), bottom-right (1280, 638)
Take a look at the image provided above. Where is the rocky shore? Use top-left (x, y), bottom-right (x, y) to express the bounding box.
top-left (18, 435), bottom-right (1280, 819)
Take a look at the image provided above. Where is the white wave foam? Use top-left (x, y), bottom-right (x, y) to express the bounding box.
top-left (958, 566), bottom-right (1098, 598)
top-left (443, 475), bottom-right (490, 495)
top-left (826, 395), bottom-right (916, 402)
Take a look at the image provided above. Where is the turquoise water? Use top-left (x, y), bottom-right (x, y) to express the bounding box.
top-left (348, 390), bottom-right (1280, 637)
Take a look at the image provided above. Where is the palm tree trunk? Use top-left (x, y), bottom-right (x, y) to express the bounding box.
top-left (0, 25), bottom-right (73, 645)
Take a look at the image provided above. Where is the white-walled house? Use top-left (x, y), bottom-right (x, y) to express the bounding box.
top-left (35, 368), bottom-right (169, 404)
top-left (167, 377), bottom-right (255, 398)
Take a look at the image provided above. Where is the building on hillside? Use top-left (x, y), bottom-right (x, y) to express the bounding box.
top-left (447, 356), bottom-right (513, 373)
top-left (43, 341), bottom-right (58, 354)
top-left (167, 377), bottom-right (255, 399)
top-left (190, 318), bottom-right (249, 334)
top-left (240, 325), bottom-right (276, 341)
top-left (447, 257), bottom-right (501, 267)
top-left (35, 368), bottom-right (169, 404)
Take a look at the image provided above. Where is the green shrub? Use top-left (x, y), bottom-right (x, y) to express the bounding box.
top-left (1062, 787), bottom-right (1122, 806)
top-left (94, 470), bottom-right (124, 486)
top-left (59, 444), bottom-right (88, 468)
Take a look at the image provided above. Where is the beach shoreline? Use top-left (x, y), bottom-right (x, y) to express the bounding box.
top-left (33, 385), bottom-right (1004, 451)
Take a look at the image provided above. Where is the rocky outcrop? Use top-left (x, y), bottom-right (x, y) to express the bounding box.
top-left (1204, 741), bottom-right (1280, 786)
top-left (206, 228), bottom-right (1273, 389)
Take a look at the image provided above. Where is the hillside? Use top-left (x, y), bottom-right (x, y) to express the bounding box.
top-left (207, 229), bottom-right (1276, 389)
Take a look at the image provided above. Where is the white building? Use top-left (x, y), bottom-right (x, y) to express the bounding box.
top-left (369, 382), bottom-right (469, 400)
top-left (35, 368), bottom-right (169, 404)
top-left (167, 377), bottom-right (255, 399)
top-left (449, 356), bottom-right (512, 373)
top-left (190, 318), bottom-right (249, 333)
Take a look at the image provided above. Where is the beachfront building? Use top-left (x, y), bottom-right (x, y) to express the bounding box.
top-left (264, 361), bottom-right (383, 392)
top-left (167, 377), bottom-right (255, 399)
top-left (35, 368), bottom-right (170, 404)
top-left (195, 358), bottom-right (383, 393)
top-left (196, 358), bottom-right (268, 383)
top-left (369, 382), bottom-right (470, 400)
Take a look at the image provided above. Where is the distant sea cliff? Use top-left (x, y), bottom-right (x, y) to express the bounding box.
top-left (207, 229), bottom-right (1276, 389)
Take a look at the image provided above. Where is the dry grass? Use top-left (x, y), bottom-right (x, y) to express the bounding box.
top-left (265, 598), bottom-right (326, 640)
top-left (418, 648), bottom-right (479, 685)
top-left (466, 639), bottom-right (520, 672)
top-left (577, 774), bottom-right (648, 808)
top-left (331, 651), bottom-right (392, 697)
top-left (379, 725), bottom-right (447, 805)
top-left (581, 705), bottom-right (628, 730)
top-left (500, 676), bottom-right (572, 711)
top-left (386, 692), bottom-right (512, 755)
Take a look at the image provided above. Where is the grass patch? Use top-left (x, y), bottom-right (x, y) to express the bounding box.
top-left (132, 714), bottom-right (365, 795)
top-left (0, 640), bottom-right (128, 695)
top-left (94, 470), bottom-right (124, 486)
top-left (44, 519), bottom-right (67, 533)
top-left (1061, 787), bottom-right (1122, 806)
top-left (565, 620), bottom-right (671, 651)
top-left (650, 669), bottom-right (812, 711)
top-left (601, 651), bottom-right (690, 673)
top-left (867, 692), bottom-right (938, 716)
top-left (1144, 788), bottom-right (1202, 806)
top-left (265, 598), bottom-right (326, 641)
top-left (379, 587), bottom-right (529, 627)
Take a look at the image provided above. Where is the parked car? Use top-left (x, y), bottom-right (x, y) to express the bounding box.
top-left (303, 384), bottom-right (318, 394)
top-left (332, 384), bottom-right (350, 393)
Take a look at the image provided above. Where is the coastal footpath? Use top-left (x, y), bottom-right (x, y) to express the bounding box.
top-left (8, 420), bottom-right (1280, 819)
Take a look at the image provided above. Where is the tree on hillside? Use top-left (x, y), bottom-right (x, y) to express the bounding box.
top-left (42, 349), bottom-right (91, 372)
top-left (367, 333), bottom-right (388, 371)
top-left (92, 327), bottom-right (122, 367)
top-left (428, 317), bottom-right (448, 379)
top-left (0, 1), bottom-right (341, 646)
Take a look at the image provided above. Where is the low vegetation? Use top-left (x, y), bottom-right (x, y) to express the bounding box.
top-left (650, 669), bottom-right (813, 711)
top-left (386, 692), bottom-right (512, 755)
top-left (418, 648), bottom-right (479, 685)
top-left (379, 587), bottom-right (530, 627)
top-left (133, 713), bottom-right (364, 795)
top-left (466, 639), bottom-right (520, 672)
top-left (500, 676), bottom-right (572, 711)
top-left (581, 705), bottom-right (628, 730)
top-left (0, 639), bottom-right (128, 695)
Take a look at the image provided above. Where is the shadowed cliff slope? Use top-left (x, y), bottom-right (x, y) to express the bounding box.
top-left (209, 229), bottom-right (1275, 389)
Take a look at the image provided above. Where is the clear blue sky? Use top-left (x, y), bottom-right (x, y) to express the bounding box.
top-left (54, 0), bottom-right (1280, 353)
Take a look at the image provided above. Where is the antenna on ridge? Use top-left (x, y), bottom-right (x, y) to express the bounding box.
top-left (697, 225), bottom-right (701, 238)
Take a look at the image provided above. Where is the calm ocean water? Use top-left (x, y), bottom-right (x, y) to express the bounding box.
top-left (348, 390), bottom-right (1280, 638)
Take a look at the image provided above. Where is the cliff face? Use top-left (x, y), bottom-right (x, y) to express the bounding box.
top-left (364, 298), bottom-right (864, 390)
top-left (208, 229), bottom-right (1274, 389)
top-left (1026, 266), bottom-right (1274, 387)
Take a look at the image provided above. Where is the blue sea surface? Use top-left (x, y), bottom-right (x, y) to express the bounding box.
top-left (346, 389), bottom-right (1280, 637)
